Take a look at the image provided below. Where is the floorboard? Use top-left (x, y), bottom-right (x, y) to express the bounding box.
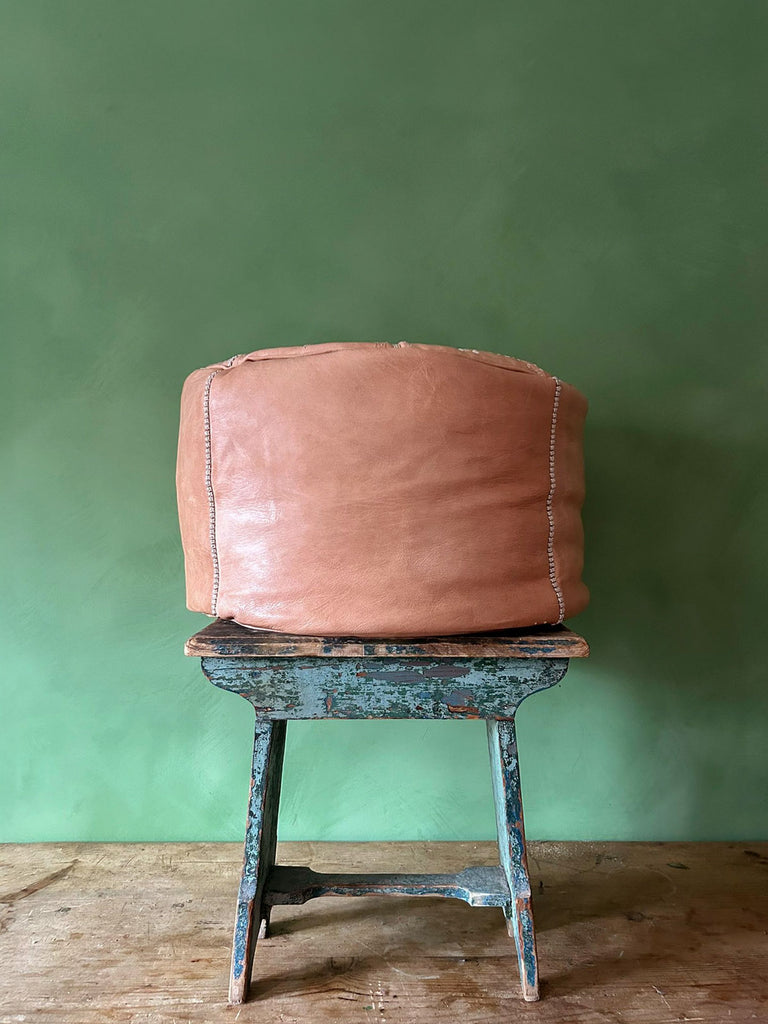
top-left (1, 841), bottom-right (766, 1022)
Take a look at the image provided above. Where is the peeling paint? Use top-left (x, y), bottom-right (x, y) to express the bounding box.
top-left (198, 649), bottom-right (568, 1004)
top-left (202, 657), bottom-right (567, 720)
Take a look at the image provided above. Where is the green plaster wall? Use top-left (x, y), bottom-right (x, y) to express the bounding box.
top-left (3, 1), bottom-right (766, 843)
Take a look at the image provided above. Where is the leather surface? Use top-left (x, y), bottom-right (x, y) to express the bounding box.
top-left (176, 342), bottom-right (588, 636)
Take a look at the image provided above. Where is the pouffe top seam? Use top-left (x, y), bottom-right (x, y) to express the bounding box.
top-left (200, 341), bottom-right (560, 385)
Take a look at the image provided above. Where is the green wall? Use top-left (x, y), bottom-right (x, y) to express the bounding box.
top-left (3, 1), bottom-right (766, 843)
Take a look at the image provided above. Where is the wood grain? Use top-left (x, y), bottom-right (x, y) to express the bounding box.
top-left (185, 617), bottom-right (590, 659)
top-left (1, 841), bottom-right (766, 1022)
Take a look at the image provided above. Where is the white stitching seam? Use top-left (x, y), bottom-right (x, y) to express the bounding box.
top-left (203, 357), bottom-right (238, 616)
top-left (546, 377), bottom-right (565, 624)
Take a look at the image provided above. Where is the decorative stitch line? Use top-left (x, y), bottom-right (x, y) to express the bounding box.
top-left (203, 357), bottom-right (238, 616)
top-left (546, 378), bottom-right (565, 624)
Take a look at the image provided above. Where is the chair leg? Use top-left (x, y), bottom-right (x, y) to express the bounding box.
top-left (487, 718), bottom-right (539, 1002)
top-left (229, 718), bottom-right (286, 1005)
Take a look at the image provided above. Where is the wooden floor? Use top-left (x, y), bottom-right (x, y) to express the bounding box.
top-left (1, 841), bottom-right (766, 1023)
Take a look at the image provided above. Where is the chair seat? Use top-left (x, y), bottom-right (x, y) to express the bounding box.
top-left (184, 617), bottom-right (590, 659)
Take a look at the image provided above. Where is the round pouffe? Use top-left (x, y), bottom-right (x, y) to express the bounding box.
top-left (176, 342), bottom-right (588, 636)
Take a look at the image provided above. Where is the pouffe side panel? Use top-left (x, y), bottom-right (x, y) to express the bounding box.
top-left (552, 382), bottom-right (589, 620)
top-left (206, 345), bottom-right (574, 636)
top-left (176, 366), bottom-right (217, 615)
top-left (176, 354), bottom-right (253, 615)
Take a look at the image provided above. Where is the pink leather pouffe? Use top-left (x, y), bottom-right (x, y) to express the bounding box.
top-left (176, 342), bottom-right (588, 637)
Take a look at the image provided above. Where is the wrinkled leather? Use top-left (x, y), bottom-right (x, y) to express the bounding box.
top-left (176, 342), bottom-right (588, 636)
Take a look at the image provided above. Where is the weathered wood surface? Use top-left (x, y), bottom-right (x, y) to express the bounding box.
top-left (487, 718), bottom-right (539, 1000)
top-left (202, 657), bottom-right (568, 719)
top-left (229, 719), bottom-right (285, 1004)
top-left (185, 617), bottom-right (590, 659)
top-left (265, 864), bottom-right (510, 907)
top-left (2, 841), bottom-right (767, 1023)
top-left (202, 640), bottom-right (577, 1000)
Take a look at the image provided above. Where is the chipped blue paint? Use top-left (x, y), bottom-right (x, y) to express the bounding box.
top-left (229, 719), bottom-right (285, 1004)
top-left (488, 719), bottom-right (539, 1000)
top-left (202, 656), bottom-right (567, 719)
top-left (266, 865), bottom-right (510, 907)
top-left (200, 650), bottom-right (568, 1004)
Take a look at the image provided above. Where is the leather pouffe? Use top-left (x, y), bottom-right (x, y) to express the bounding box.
top-left (176, 342), bottom-right (588, 636)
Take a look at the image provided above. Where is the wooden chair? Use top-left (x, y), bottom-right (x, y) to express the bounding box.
top-left (185, 619), bottom-right (588, 1004)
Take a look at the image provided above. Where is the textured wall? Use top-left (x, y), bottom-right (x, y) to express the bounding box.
top-left (2, 1), bottom-right (766, 841)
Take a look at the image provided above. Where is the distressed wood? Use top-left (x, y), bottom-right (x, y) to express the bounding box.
top-left (265, 864), bottom-right (510, 907)
top-left (2, 840), bottom-right (768, 1023)
top-left (229, 718), bottom-right (285, 1004)
top-left (185, 617), bottom-right (590, 659)
top-left (202, 656), bottom-right (568, 719)
top-left (186, 624), bottom-right (586, 1004)
top-left (488, 718), bottom-right (539, 1001)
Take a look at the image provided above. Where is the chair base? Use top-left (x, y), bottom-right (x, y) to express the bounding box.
top-left (225, 715), bottom-right (541, 1006)
top-left (265, 863), bottom-right (511, 906)
top-left (186, 620), bottom-right (588, 1005)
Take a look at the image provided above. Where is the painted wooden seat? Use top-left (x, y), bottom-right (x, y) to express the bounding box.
top-left (185, 618), bottom-right (589, 1004)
